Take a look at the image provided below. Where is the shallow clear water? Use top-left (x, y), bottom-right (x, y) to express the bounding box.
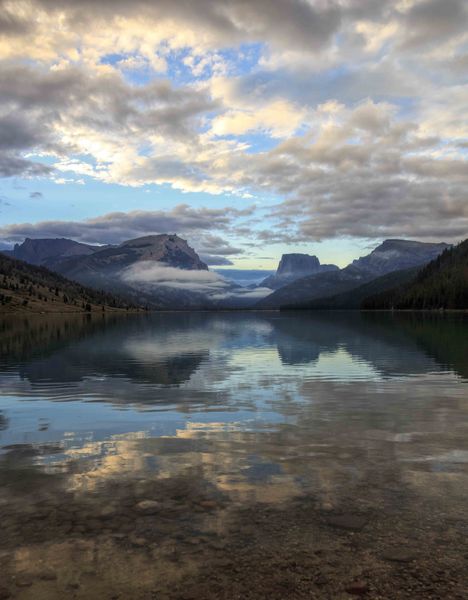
top-left (0, 312), bottom-right (467, 599)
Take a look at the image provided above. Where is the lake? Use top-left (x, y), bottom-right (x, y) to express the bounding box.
top-left (0, 311), bottom-right (467, 599)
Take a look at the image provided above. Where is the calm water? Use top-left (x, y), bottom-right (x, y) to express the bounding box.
top-left (0, 312), bottom-right (467, 599)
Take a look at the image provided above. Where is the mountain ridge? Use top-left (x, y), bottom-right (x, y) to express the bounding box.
top-left (362, 239), bottom-right (468, 310)
top-left (256, 239), bottom-right (450, 309)
top-left (0, 253), bottom-right (143, 313)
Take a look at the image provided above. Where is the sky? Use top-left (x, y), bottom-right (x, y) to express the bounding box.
top-left (0, 0), bottom-right (467, 270)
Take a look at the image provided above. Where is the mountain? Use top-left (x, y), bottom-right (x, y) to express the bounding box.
top-left (4, 237), bottom-right (101, 269)
top-left (54, 234), bottom-right (215, 309)
top-left (256, 239), bottom-right (450, 309)
top-left (214, 269), bottom-right (275, 287)
top-left (346, 239), bottom-right (449, 278)
top-left (261, 253), bottom-right (338, 289)
top-left (0, 253), bottom-right (142, 313)
top-left (362, 238), bottom-right (468, 310)
top-left (283, 267), bottom-right (419, 310)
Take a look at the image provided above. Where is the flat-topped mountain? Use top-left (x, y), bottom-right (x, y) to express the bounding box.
top-left (4, 237), bottom-right (100, 269)
top-left (257, 239), bottom-right (450, 309)
top-left (261, 253), bottom-right (338, 289)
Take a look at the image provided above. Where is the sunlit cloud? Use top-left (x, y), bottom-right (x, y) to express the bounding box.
top-left (0, 0), bottom-right (466, 251)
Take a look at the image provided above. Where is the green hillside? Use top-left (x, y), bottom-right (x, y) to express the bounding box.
top-left (0, 253), bottom-right (145, 313)
top-left (362, 239), bottom-right (468, 310)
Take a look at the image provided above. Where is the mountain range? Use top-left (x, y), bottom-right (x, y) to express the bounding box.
top-left (255, 240), bottom-right (450, 309)
top-left (0, 235), bottom-right (461, 311)
top-left (362, 239), bottom-right (468, 310)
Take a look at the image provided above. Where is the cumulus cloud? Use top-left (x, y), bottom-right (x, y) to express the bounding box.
top-left (0, 0), bottom-right (466, 245)
top-left (0, 204), bottom-right (251, 247)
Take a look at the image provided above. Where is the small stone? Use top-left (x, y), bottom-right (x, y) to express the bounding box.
top-left (135, 500), bottom-right (161, 515)
top-left (15, 574), bottom-right (34, 587)
top-left (345, 581), bottom-right (369, 595)
top-left (315, 575), bottom-right (328, 587)
top-left (198, 500), bottom-right (217, 510)
top-left (327, 515), bottom-right (368, 531)
top-left (99, 506), bottom-right (117, 519)
top-left (130, 536), bottom-right (147, 547)
top-left (381, 549), bottom-right (417, 563)
top-left (67, 582), bottom-right (80, 590)
top-left (39, 570), bottom-right (57, 581)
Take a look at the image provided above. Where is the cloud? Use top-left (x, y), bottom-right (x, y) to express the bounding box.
top-left (122, 262), bottom-right (228, 292)
top-left (122, 261), bottom-right (271, 299)
top-left (201, 255), bottom-right (233, 266)
top-left (0, 0), bottom-right (466, 245)
top-left (0, 204), bottom-right (250, 245)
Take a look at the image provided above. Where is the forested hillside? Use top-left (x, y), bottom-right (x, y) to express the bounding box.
top-left (362, 239), bottom-right (468, 310)
top-left (0, 254), bottom-right (144, 313)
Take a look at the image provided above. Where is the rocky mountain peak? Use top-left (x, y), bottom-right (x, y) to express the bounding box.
top-left (120, 234), bottom-right (208, 270)
top-left (349, 239), bottom-right (450, 277)
top-left (10, 237), bottom-right (99, 267)
top-left (276, 253), bottom-right (320, 276)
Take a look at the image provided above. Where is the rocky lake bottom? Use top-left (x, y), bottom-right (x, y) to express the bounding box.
top-left (0, 311), bottom-right (467, 599)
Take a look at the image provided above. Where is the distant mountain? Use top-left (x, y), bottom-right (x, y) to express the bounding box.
top-left (346, 239), bottom-right (449, 278)
top-left (5, 237), bottom-right (101, 269)
top-left (256, 239), bottom-right (450, 309)
top-left (0, 253), bottom-right (141, 313)
top-left (54, 234), bottom-right (217, 309)
top-left (261, 253), bottom-right (338, 289)
top-left (283, 267), bottom-right (419, 310)
top-left (362, 238), bottom-right (468, 310)
top-left (58, 234), bottom-right (207, 275)
top-left (214, 269), bottom-right (275, 287)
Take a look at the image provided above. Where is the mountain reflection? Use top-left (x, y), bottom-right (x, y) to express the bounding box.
top-left (1, 312), bottom-right (467, 397)
top-left (0, 312), bottom-right (467, 599)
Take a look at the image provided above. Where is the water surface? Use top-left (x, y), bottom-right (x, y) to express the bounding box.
top-left (0, 312), bottom-right (467, 599)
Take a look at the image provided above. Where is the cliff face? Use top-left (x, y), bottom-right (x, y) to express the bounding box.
top-left (277, 253), bottom-right (320, 276)
top-left (261, 253), bottom-right (338, 289)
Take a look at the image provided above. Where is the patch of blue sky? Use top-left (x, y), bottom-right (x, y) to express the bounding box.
top-left (213, 131), bottom-right (279, 154)
top-left (154, 42), bottom-right (264, 88)
top-left (100, 52), bottom-right (162, 86)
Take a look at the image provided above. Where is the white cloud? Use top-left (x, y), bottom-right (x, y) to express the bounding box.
top-left (121, 261), bottom-right (271, 299)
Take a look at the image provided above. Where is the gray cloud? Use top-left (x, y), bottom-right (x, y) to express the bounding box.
top-left (0, 205), bottom-right (249, 259)
top-left (400, 0), bottom-right (468, 50)
top-left (200, 255), bottom-right (234, 266)
top-left (0, 0), bottom-right (466, 246)
top-left (17, 0), bottom-right (344, 53)
top-left (0, 63), bottom-right (218, 179)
